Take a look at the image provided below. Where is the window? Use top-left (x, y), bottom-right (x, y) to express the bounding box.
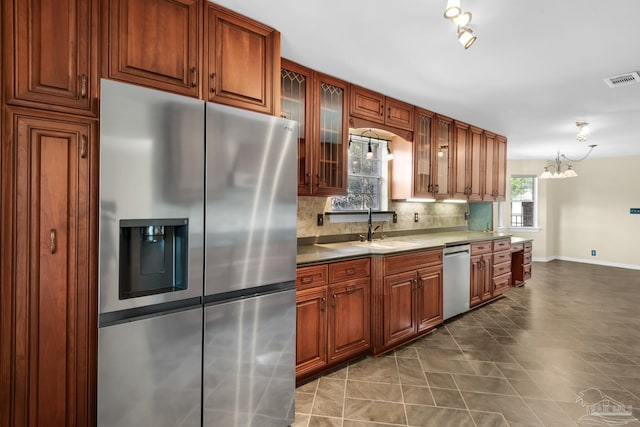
top-left (510, 175), bottom-right (537, 227)
top-left (331, 136), bottom-right (388, 211)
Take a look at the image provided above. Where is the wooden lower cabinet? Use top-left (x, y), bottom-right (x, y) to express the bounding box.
top-left (511, 241), bottom-right (533, 286)
top-left (470, 239), bottom-right (512, 308)
top-left (295, 286), bottom-right (328, 377)
top-left (1, 109), bottom-right (97, 427)
top-left (470, 252), bottom-right (492, 307)
top-left (375, 249), bottom-right (443, 355)
top-left (328, 277), bottom-right (371, 362)
top-left (296, 258), bottom-right (370, 382)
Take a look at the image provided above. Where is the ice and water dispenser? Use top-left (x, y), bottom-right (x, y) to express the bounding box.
top-left (118, 219), bottom-right (189, 299)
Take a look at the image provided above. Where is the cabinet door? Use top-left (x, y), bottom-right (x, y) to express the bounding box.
top-left (328, 278), bottom-right (371, 363)
top-left (468, 126), bottom-right (484, 201)
top-left (453, 121), bottom-right (469, 199)
top-left (105, 0), bottom-right (201, 97)
top-left (385, 97), bottom-right (414, 131)
top-left (469, 254), bottom-right (483, 307)
top-left (495, 135), bottom-right (508, 201)
top-left (493, 273), bottom-right (511, 297)
top-left (2, 110), bottom-right (95, 427)
top-left (383, 271), bottom-right (417, 347)
top-left (481, 254), bottom-right (493, 301)
top-left (206, 3), bottom-right (279, 114)
top-left (349, 85), bottom-right (384, 123)
top-left (7, 0), bottom-right (97, 115)
top-left (483, 132), bottom-right (496, 201)
top-left (282, 60), bottom-right (314, 195)
top-left (413, 108), bottom-right (434, 198)
top-left (313, 73), bottom-right (348, 196)
top-left (295, 287), bottom-right (328, 378)
top-left (433, 115), bottom-right (453, 199)
top-left (417, 265), bottom-right (443, 332)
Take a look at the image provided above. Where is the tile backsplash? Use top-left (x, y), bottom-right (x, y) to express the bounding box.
top-left (297, 196), bottom-right (468, 238)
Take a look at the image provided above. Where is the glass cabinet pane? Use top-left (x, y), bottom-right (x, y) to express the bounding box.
top-left (281, 66), bottom-right (309, 193)
top-left (415, 112), bottom-right (432, 196)
top-left (318, 80), bottom-right (345, 191)
top-left (436, 117), bottom-right (452, 197)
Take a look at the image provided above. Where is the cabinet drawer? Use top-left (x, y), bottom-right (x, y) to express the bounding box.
top-left (297, 264), bottom-right (328, 290)
top-left (493, 238), bottom-right (511, 252)
top-left (524, 242), bottom-right (532, 252)
top-left (524, 253), bottom-right (532, 264)
top-left (329, 258), bottom-right (370, 283)
top-left (511, 243), bottom-right (524, 252)
top-left (493, 261), bottom-right (511, 277)
top-left (470, 241), bottom-right (492, 255)
top-left (384, 250), bottom-right (442, 276)
top-left (523, 264), bottom-right (532, 280)
top-left (493, 250), bottom-right (511, 265)
top-left (493, 274), bottom-right (511, 295)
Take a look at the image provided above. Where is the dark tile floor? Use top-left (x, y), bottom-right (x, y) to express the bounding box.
top-left (292, 260), bottom-right (640, 427)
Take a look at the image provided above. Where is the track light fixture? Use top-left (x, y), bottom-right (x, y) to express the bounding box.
top-left (443, 0), bottom-right (477, 49)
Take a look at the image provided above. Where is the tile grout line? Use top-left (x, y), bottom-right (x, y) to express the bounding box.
top-left (444, 323), bottom-right (482, 427)
top-left (394, 352), bottom-right (411, 427)
top-left (340, 363), bottom-right (349, 427)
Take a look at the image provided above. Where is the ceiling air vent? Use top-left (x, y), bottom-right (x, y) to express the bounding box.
top-left (604, 71), bottom-right (640, 88)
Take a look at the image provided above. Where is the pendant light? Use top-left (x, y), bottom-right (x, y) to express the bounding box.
top-left (366, 138), bottom-right (374, 159)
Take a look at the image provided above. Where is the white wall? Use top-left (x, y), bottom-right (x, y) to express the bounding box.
top-left (507, 156), bottom-right (640, 269)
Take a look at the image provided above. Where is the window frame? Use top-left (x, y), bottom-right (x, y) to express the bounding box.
top-left (500, 174), bottom-right (540, 230)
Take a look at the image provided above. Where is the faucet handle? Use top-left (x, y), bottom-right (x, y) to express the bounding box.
top-left (358, 234), bottom-right (366, 242)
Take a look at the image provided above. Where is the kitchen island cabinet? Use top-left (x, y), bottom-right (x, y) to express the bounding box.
top-left (512, 240), bottom-right (533, 286)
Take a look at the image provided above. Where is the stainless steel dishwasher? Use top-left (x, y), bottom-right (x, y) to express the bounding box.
top-left (443, 244), bottom-right (471, 320)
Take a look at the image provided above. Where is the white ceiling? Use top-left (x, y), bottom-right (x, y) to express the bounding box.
top-left (213, 0), bottom-right (640, 161)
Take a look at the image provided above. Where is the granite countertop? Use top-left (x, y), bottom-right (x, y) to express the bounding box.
top-left (297, 231), bottom-right (517, 266)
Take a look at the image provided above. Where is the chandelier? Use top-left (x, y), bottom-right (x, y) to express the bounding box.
top-left (540, 145), bottom-right (597, 179)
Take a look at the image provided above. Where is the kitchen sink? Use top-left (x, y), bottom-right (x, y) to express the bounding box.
top-left (356, 240), bottom-right (421, 249)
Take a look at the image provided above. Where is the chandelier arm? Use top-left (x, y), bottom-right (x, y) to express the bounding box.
top-left (560, 145), bottom-right (597, 163)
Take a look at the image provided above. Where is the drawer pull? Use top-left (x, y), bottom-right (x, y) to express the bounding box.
top-left (210, 73), bottom-right (217, 92)
top-left (346, 268), bottom-right (356, 275)
top-left (191, 67), bottom-right (198, 87)
top-left (80, 74), bottom-right (87, 98)
top-left (50, 229), bottom-right (57, 254)
top-left (321, 297), bottom-right (326, 312)
top-left (300, 276), bottom-right (313, 283)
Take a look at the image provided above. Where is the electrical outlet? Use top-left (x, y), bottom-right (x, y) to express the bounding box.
top-left (414, 212), bottom-right (419, 222)
top-left (317, 213), bottom-right (324, 226)
top-left (392, 212), bottom-right (398, 223)
top-left (591, 249), bottom-right (596, 256)
top-left (631, 208), bottom-right (640, 215)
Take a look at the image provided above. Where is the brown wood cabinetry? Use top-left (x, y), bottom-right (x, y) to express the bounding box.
top-left (413, 108), bottom-right (435, 198)
top-left (433, 115), bottom-right (454, 199)
top-left (483, 132), bottom-right (508, 201)
top-left (205, 3), bottom-right (280, 114)
top-left (295, 258), bottom-right (370, 382)
top-left (470, 241), bottom-right (493, 307)
top-left (1, 109), bottom-right (97, 427)
top-left (103, 0), bottom-right (202, 97)
top-left (492, 238), bottom-right (512, 296)
top-left (4, 0), bottom-right (99, 115)
top-left (468, 126), bottom-right (484, 201)
top-left (512, 241), bottom-right (533, 286)
top-left (453, 121), bottom-right (470, 199)
top-left (375, 249), bottom-right (443, 354)
top-left (281, 60), bottom-right (348, 196)
top-left (349, 85), bottom-right (414, 131)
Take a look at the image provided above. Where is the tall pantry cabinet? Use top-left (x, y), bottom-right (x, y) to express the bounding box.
top-left (2, 0), bottom-right (99, 426)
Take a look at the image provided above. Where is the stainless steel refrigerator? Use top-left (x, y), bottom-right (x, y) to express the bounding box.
top-left (98, 79), bottom-right (297, 427)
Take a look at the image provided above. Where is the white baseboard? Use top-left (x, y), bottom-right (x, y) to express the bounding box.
top-left (533, 256), bottom-right (640, 271)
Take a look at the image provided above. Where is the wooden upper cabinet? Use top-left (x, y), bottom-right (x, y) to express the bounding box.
top-left (3, 109), bottom-right (96, 427)
top-left (205, 2), bottom-right (280, 114)
top-left (6, 0), bottom-right (98, 115)
top-left (452, 121), bottom-right (470, 199)
top-left (349, 85), bottom-right (414, 131)
top-left (385, 97), bottom-right (414, 131)
top-left (495, 135), bottom-right (508, 201)
top-left (433, 114), bottom-right (454, 199)
top-left (104, 0), bottom-right (201, 97)
top-left (468, 126), bottom-right (484, 201)
top-left (281, 59), bottom-right (314, 195)
top-left (483, 131), bottom-right (497, 201)
top-left (413, 108), bottom-right (435, 198)
top-left (350, 85), bottom-right (385, 123)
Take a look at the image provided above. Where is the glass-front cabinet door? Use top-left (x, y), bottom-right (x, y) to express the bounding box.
top-left (281, 59), bottom-right (313, 195)
top-left (433, 115), bottom-right (453, 199)
top-left (414, 108), bottom-right (434, 198)
top-left (314, 73), bottom-right (348, 196)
